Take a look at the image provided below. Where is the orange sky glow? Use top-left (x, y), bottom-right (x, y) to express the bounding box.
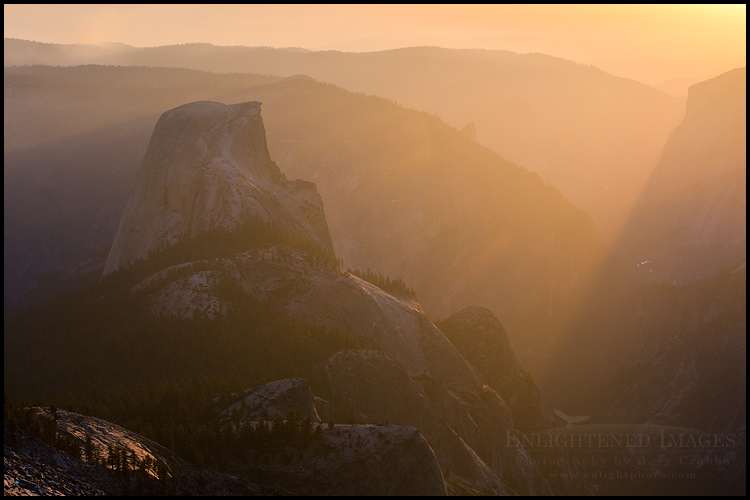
top-left (4, 4), bottom-right (746, 85)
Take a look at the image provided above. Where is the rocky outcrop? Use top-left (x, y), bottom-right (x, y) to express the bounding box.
top-left (232, 253), bottom-right (480, 388)
top-left (227, 424), bottom-right (447, 496)
top-left (4, 441), bottom-right (107, 496)
top-left (29, 407), bottom-right (180, 478)
top-left (103, 101), bottom-right (333, 276)
top-left (5, 402), bottom-right (446, 496)
top-left (213, 378), bottom-right (447, 495)
top-left (436, 306), bottom-right (557, 431)
top-left (222, 378), bottom-right (321, 423)
top-left (134, 248), bottom-right (557, 494)
top-left (324, 349), bottom-right (538, 495)
top-left (4, 407), bottom-right (266, 496)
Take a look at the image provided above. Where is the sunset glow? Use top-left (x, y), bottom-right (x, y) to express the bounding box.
top-left (3, 4), bottom-right (745, 84)
top-left (4, 4), bottom-right (746, 497)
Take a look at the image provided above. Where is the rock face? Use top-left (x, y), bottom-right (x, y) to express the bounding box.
top-left (103, 101), bottom-right (333, 276)
top-left (228, 424), bottom-right (448, 496)
top-left (3, 407), bottom-right (265, 496)
top-left (216, 379), bottom-right (448, 495)
top-left (5, 403), bottom-right (446, 496)
top-left (604, 263), bottom-right (746, 495)
top-left (135, 251), bottom-right (557, 494)
top-left (4, 440), bottom-right (107, 496)
top-left (222, 378), bottom-right (321, 423)
top-left (324, 349), bottom-right (540, 495)
top-left (3, 66), bottom-right (283, 314)
top-left (228, 253), bottom-right (480, 389)
top-left (620, 68), bottom-right (746, 283)
top-left (435, 306), bottom-right (557, 431)
top-left (30, 408), bottom-right (180, 479)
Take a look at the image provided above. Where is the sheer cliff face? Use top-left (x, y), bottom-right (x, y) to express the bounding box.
top-left (103, 101), bottom-right (333, 276)
top-left (621, 68), bottom-right (746, 283)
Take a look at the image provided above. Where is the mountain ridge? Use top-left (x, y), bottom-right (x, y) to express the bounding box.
top-left (4, 37), bottom-right (684, 243)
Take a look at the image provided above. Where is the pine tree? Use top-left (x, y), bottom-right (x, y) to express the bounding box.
top-left (120, 447), bottom-right (130, 476)
top-left (300, 414), bottom-right (313, 441)
top-left (68, 435), bottom-right (82, 460)
top-left (84, 433), bottom-right (95, 464)
top-left (107, 445), bottom-right (116, 471)
top-left (129, 450), bottom-right (139, 471)
top-left (40, 415), bottom-right (57, 446)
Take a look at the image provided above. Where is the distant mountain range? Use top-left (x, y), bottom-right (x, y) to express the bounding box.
top-left (4, 38), bottom-right (685, 243)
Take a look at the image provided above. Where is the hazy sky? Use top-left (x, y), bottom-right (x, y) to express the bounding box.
top-left (4, 4), bottom-right (746, 85)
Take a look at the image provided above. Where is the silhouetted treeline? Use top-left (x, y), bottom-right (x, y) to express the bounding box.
top-left (101, 217), bottom-right (340, 293)
top-left (347, 268), bottom-right (416, 299)
top-left (5, 388), bottom-right (328, 485)
top-left (3, 395), bottom-right (176, 494)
